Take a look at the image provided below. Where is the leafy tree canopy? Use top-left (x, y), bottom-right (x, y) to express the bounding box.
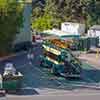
top-left (32, 0), bottom-right (100, 32)
top-left (0, 0), bottom-right (24, 55)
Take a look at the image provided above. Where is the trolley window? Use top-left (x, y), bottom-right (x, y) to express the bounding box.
top-left (43, 51), bottom-right (59, 61)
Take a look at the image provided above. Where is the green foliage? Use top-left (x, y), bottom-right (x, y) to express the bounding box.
top-left (32, 0), bottom-right (100, 32)
top-left (32, 15), bottom-right (53, 32)
top-left (0, 0), bottom-right (24, 54)
top-left (32, 0), bottom-right (62, 32)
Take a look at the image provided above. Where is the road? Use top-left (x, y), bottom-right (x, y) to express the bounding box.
top-left (0, 43), bottom-right (100, 99)
top-left (7, 93), bottom-right (100, 100)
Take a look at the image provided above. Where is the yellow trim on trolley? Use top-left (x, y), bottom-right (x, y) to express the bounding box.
top-left (46, 56), bottom-right (64, 65)
top-left (43, 45), bottom-right (61, 55)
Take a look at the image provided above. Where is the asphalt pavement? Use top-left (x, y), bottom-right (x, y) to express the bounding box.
top-left (7, 93), bottom-right (100, 100)
top-left (0, 51), bottom-right (27, 74)
top-left (0, 43), bottom-right (100, 99)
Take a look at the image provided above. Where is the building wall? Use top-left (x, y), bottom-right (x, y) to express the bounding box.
top-left (88, 29), bottom-right (100, 45)
top-left (88, 30), bottom-right (100, 37)
top-left (61, 22), bottom-right (85, 35)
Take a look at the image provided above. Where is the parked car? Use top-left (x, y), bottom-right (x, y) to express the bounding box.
top-left (34, 35), bottom-right (43, 43)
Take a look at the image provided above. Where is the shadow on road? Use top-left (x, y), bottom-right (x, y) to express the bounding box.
top-left (7, 88), bottom-right (39, 95)
top-left (18, 64), bottom-right (100, 92)
top-left (1, 44), bottom-right (100, 96)
top-left (82, 68), bottom-right (100, 83)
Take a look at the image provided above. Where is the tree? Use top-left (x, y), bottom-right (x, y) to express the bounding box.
top-left (32, 0), bottom-right (45, 21)
top-left (32, 15), bottom-right (53, 32)
top-left (96, 0), bottom-right (100, 24)
top-left (86, 0), bottom-right (100, 26)
top-left (0, 0), bottom-right (24, 55)
top-left (31, 0), bottom-right (62, 31)
top-left (31, 0), bottom-right (100, 32)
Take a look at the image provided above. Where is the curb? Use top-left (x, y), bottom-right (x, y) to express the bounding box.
top-left (0, 51), bottom-right (27, 61)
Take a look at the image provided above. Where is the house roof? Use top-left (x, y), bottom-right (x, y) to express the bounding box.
top-left (43, 29), bottom-right (80, 37)
top-left (62, 22), bottom-right (84, 26)
top-left (90, 25), bottom-right (100, 30)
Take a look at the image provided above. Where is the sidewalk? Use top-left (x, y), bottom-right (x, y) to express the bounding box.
top-left (0, 51), bottom-right (27, 61)
top-left (78, 53), bottom-right (100, 68)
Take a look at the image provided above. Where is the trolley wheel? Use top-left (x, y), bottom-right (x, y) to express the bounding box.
top-left (40, 60), bottom-right (48, 68)
top-left (40, 61), bottom-right (43, 66)
top-left (40, 60), bottom-right (45, 67)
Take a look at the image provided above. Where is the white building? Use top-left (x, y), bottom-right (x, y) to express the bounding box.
top-left (88, 25), bottom-right (100, 45)
top-left (61, 22), bottom-right (85, 35)
top-left (88, 25), bottom-right (100, 37)
top-left (43, 29), bottom-right (80, 40)
top-left (43, 29), bottom-right (70, 37)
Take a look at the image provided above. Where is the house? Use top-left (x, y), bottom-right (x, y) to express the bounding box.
top-left (88, 25), bottom-right (100, 45)
top-left (88, 25), bottom-right (100, 37)
top-left (43, 29), bottom-right (80, 39)
top-left (61, 22), bottom-right (85, 35)
top-left (43, 29), bottom-right (69, 37)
